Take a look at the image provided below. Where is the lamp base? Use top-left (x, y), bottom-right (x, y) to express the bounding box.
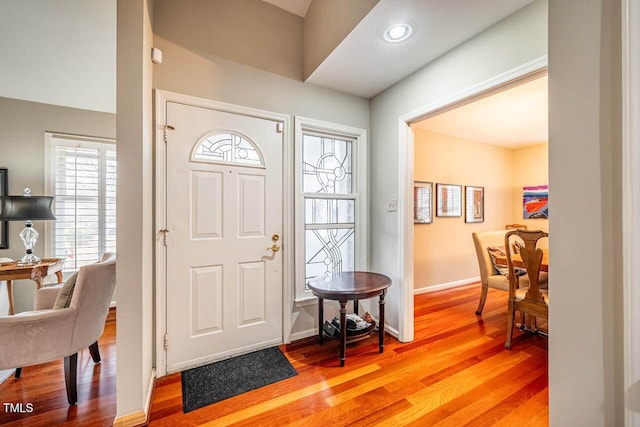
top-left (17, 253), bottom-right (41, 266)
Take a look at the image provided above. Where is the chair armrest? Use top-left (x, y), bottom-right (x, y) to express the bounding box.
top-left (0, 308), bottom-right (76, 369)
top-left (34, 285), bottom-right (62, 310)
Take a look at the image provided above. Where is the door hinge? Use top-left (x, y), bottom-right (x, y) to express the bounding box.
top-left (159, 229), bottom-right (169, 246)
top-left (164, 333), bottom-right (168, 350)
top-left (163, 125), bottom-right (175, 143)
top-left (276, 122), bottom-right (283, 133)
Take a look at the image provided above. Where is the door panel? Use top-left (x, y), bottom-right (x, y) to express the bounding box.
top-left (165, 101), bottom-right (283, 372)
top-left (191, 171), bottom-right (223, 238)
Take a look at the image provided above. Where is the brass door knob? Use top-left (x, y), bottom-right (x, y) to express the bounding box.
top-left (267, 243), bottom-right (281, 252)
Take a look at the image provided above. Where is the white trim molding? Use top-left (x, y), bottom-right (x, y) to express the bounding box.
top-left (293, 117), bottom-right (369, 302)
top-left (113, 368), bottom-right (155, 427)
top-left (396, 56), bottom-right (548, 343)
top-left (414, 277), bottom-right (480, 295)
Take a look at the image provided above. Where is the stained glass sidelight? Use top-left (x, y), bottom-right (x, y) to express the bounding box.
top-left (193, 132), bottom-right (263, 166)
top-left (305, 228), bottom-right (355, 284)
top-left (305, 198), bottom-right (354, 225)
top-left (302, 132), bottom-right (357, 287)
top-left (302, 134), bottom-right (352, 194)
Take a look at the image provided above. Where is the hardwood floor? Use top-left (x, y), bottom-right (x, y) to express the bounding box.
top-left (0, 309), bottom-right (116, 426)
top-left (0, 284), bottom-right (548, 426)
top-left (148, 284), bottom-right (548, 426)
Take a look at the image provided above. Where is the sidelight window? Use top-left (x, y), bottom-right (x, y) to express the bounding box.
top-left (294, 118), bottom-right (368, 301)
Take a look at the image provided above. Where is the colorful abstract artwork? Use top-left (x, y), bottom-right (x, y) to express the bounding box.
top-left (523, 185), bottom-right (549, 219)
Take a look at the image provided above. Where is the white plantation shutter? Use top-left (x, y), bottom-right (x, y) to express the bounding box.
top-left (47, 134), bottom-right (116, 271)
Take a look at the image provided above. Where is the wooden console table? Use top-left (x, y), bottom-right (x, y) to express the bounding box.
top-left (307, 271), bottom-right (391, 367)
top-left (0, 258), bottom-right (64, 315)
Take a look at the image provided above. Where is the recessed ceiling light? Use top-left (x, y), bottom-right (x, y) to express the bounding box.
top-left (383, 23), bottom-right (413, 43)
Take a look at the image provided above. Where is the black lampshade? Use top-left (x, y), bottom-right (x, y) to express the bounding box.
top-left (0, 196), bottom-right (56, 221)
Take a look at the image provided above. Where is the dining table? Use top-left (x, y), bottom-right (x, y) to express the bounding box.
top-left (494, 248), bottom-right (549, 272)
top-left (0, 258), bottom-right (64, 315)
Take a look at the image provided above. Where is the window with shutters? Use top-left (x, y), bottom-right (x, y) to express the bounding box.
top-left (45, 133), bottom-right (116, 272)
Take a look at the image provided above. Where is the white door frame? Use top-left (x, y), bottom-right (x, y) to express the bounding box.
top-left (154, 90), bottom-right (293, 377)
top-left (622, 0), bottom-right (640, 424)
top-left (395, 56), bottom-right (548, 342)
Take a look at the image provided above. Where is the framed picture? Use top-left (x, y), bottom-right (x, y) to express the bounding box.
top-left (465, 186), bottom-right (484, 223)
top-left (523, 185), bottom-right (549, 219)
top-left (0, 168), bottom-right (7, 249)
top-left (413, 181), bottom-right (432, 224)
top-left (436, 183), bottom-right (462, 217)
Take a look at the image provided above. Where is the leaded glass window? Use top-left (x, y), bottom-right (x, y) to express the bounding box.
top-left (295, 118), bottom-right (367, 301)
top-left (303, 134), bottom-right (352, 194)
top-left (302, 133), bottom-right (356, 287)
top-left (192, 132), bottom-right (264, 167)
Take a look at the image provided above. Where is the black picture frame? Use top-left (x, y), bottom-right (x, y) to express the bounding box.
top-left (465, 185), bottom-right (485, 223)
top-left (436, 183), bottom-right (462, 217)
top-left (413, 181), bottom-right (433, 224)
top-left (0, 168), bottom-right (7, 249)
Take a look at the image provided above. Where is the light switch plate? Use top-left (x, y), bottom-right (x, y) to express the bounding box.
top-left (387, 199), bottom-right (398, 212)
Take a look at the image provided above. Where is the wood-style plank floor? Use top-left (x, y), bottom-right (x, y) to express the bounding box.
top-left (0, 309), bottom-right (116, 426)
top-left (0, 284), bottom-right (548, 426)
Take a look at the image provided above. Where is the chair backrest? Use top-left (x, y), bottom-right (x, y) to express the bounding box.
top-left (505, 230), bottom-right (548, 300)
top-left (505, 223), bottom-right (528, 230)
top-left (472, 230), bottom-right (508, 285)
top-left (68, 252), bottom-right (116, 354)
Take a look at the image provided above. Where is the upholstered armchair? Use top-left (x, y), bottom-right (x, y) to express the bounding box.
top-left (0, 252), bottom-right (115, 404)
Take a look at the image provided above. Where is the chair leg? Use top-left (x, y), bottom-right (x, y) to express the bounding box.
top-left (64, 353), bottom-right (78, 405)
top-left (89, 341), bottom-right (101, 363)
top-left (14, 368), bottom-right (22, 378)
top-left (475, 285), bottom-right (489, 315)
top-left (505, 302), bottom-right (516, 350)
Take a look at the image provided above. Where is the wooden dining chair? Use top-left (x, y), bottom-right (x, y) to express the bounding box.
top-left (504, 229), bottom-right (549, 349)
top-left (505, 223), bottom-right (528, 230)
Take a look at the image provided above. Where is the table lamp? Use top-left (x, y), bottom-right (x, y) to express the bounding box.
top-left (0, 188), bottom-right (56, 265)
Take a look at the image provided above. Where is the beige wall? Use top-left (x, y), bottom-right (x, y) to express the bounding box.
top-left (412, 129), bottom-right (514, 290)
top-left (303, 0), bottom-right (379, 79)
top-left (0, 97), bottom-right (115, 314)
top-left (548, 0), bottom-right (623, 424)
top-left (512, 143), bottom-right (549, 232)
top-left (154, 0), bottom-right (303, 81)
top-left (413, 135), bottom-right (549, 291)
top-left (115, 0), bottom-right (155, 421)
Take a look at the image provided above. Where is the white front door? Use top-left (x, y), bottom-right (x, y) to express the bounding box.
top-left (164, 101), bottom-right (283, 372)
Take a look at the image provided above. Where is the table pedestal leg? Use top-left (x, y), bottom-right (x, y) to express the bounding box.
top-left (318, 297), bottom-right (324, 344)
top-left (379, 290), bottom-right (386, 353)
top-left (6, 280), bottom-right (14, 315)
top-left (339, 300), bottom-right (347, 367)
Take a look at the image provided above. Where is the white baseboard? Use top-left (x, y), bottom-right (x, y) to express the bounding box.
top-left (113, 368), bottom-right (155, 427)
top-left (385, 325), bottom-right (400, 340)
top-left (414, 277), bottom-right (480, 295)
top-left (109, 300), bottom-right (116, 309)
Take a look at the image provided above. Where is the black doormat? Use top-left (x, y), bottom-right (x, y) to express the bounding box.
top-left (181, 346), bottom-right (298, 413)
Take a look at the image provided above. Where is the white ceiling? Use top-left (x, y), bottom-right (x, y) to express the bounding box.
top-left (261, 0), bottom-right (312, 17)
top-left (0, 0), bottom-right (116, 113)
top-left (414, 75), bottom-right (548, 148)
top-left (0, 0), bottom-right (536, 113)
top-left (305, 0), bottom-right (534, 98)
